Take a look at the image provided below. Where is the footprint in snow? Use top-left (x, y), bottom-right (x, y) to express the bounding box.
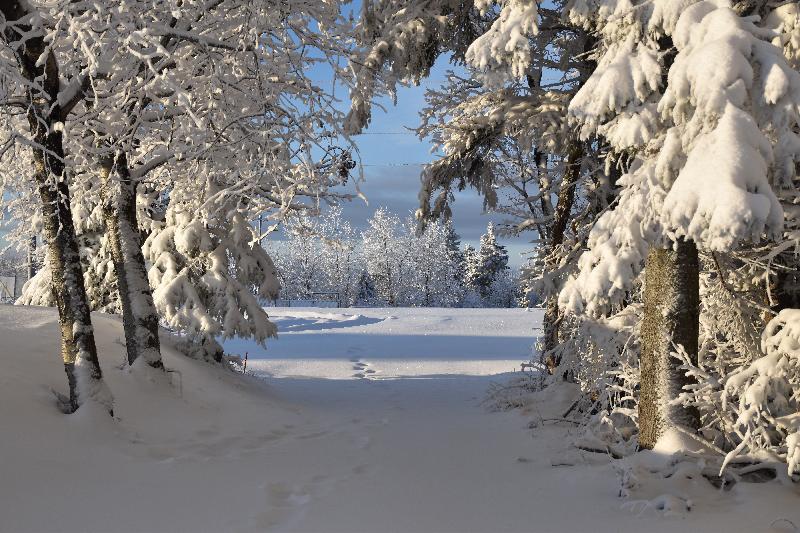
top-left (255, 476), bottom-right (339, 530)
top-left (296, 430), bottom-right (330, 440)
top-left (254, 482), bottom-right (312, 529)
top-left (350, 358), bottom-right (378, 379)
top-left (352, 463), bottom-right (375, 476)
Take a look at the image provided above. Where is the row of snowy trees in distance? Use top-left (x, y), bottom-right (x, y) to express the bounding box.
top-left (270, 207), bottom-right (518, 308)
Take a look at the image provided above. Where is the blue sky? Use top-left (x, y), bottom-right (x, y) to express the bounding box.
top-left (326, 56), bottom-right (533, 267)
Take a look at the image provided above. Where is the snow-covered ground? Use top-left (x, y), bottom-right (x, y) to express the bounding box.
top-left (1, 305), bottom-right (798, 533)
top-left (224, 307), bottom-right (537, 380)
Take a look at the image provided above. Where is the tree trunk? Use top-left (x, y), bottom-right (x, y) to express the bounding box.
top-left (1, 0), bottom-right (111, 413)
top-left (732, 0), bottom-right (770, 17)
top-left (27, 235), bottom-right (37, 280)
top-left (537, 32), bottom-right (595, 373)
top-left (33, 134), bottom-right (109, 412)
top-left (543, 140), bottom-right (583, 372)
top-left (638, 240), bottom-right (700, 449)
top-left (100, 153), bottom-right (164, 369)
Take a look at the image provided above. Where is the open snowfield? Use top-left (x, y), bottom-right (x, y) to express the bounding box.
top-left (224, 307), bottom-right (537, 380)
top-left (1, 304), bottom-right (799, 533)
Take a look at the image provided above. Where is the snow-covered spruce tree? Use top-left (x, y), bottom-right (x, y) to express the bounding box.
top-left (473, 223), bottom-right (510, 298)
top-left (661, 3), bottom-right (800, 475)
top-left (561, 0), bottom-right (800, 449)
top-left (444, 221), bottom-right (465, 282)
top-left (462, 244), bottom-right (482, 305)
top-left (72, 193), bottom-right (120, 315)
top-left (557, 0), bottom-right (704, 440)
top-left (144, 179), bottom-right (280, 362)
top-left (0, 1), bottom-right (112, 412)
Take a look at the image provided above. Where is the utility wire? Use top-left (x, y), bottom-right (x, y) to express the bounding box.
top-left (355, 131), bottom-right (417, 135)
top-left (362, 162), bottom-right (426, 166)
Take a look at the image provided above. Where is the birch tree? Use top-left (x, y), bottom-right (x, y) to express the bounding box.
top-left (0, 1), bottom-right (112, 412)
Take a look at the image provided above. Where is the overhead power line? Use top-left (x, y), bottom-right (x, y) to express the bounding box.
top-left (356, 131), bottom-right (417, 135)
top-left (361, 162), bottom-right (426, 167)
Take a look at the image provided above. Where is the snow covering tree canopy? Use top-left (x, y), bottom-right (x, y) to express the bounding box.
top-left (144, 181), bottom-right (280, 361)
top-left (558, 0), bottom-right (800, 315)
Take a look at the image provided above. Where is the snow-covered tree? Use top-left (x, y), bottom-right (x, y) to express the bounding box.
top-left (362, 209), bottom-right (411, 306)
top-left (444, 221), bottom-right (465, 279)
top-left (144, 180), bottom-right (280, 362)
top-left (463, 244), bottom-right (481, 300)
top-left (0, 0), bottom-right (114, 412)
top-left (486, 269), bottom-right (520, 308)
top-left (461, 224), bottom-right (518, 307)
top-left (272, 217), bottom-right (326, 303)
top-left (408, 220), bottom-right (465, 307)
top-left (318, 207), bottom-right (363, 307)
top-left (473, 223), bottom-right (509, 297)
top-left (557, 0), bottom-right (800, 450)
top-left (355, 269), bottom-right (378, 306)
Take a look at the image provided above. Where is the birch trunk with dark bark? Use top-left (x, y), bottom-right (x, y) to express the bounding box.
top-left (638, 240), bottom-right (700, 449)
top-left (543, 140), bottom-right (583, 372)
top-left (27, 235), bottom-right (37, 281)
top-left (536, 33), bottom-right (595, 373)
top-left (100, 153), bottom-right (163, 369)
top-left (2, 0), bottom-right (110, 413)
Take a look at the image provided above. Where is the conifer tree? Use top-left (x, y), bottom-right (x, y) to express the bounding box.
top-left (444, 221), bottom-right (465, 281)
top-left (462, 244), bottom-right (480, 296)
top-left (474, 223), bottom-right (509, 298)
